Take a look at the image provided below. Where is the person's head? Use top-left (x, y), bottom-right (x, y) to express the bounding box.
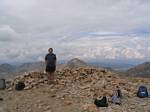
top-left (48, 48), bottom-right (53, 53)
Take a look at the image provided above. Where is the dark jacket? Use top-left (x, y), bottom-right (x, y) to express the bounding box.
top-left (45, 53), bottom-right (56, 66)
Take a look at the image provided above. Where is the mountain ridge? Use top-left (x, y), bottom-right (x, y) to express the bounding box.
top-left (0, 58), bottom-right (94, 78)
top-left (128, 61), bottom-right (150, 78)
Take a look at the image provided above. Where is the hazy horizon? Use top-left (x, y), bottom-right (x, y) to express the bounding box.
top-left (0, 57), bottom-right (147, 71)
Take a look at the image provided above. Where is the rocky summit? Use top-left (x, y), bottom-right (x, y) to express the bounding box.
top-left (0, 67), bottom-right (150, 112)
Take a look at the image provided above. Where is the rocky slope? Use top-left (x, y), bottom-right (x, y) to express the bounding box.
top-left (0, 63), bottom-right (16, 79)
top-left (66, 58), bottom-right (89, 69)
top-left (128, 62), bottom-right (150, 78)
top-left (0, 67), bottom-right (150, 112)
top-left (0, 62), bottom-right (45, 79)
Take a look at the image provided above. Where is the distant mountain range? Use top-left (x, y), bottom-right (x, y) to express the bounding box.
top-left (0, 62), bottom-right (45, 79)
top-left (66, 58), bottom-right (89, 68)
top-left (0, 63), bottom-right (16, 76)
top-left (89, 59), bottom-right (142, 70)
top-left (0, 58), bottom-right (150, 78)
top-left (128, 62), bottom-right (150, 78)
top-left (0, 58), bottom-right (94, 79)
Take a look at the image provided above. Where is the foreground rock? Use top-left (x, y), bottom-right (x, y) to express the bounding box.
top-left (0, 67), bottom-right (150, 112)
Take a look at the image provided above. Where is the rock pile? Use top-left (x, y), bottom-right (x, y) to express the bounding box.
top-left (53, 68), bottom-right (137, 99)
top-left (7, 72), bottom-right (48, 90)
top-left (8, 67), bottom-right (148, 98)
top-left (2, 67), bottom-right (150, 112)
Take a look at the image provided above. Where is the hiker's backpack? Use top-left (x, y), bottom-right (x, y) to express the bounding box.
top-left (112, 95), bottom-right (121, 105)
top-left (0, 79), bottom-right (6, 90)
top-left (137, 86), bottom-right (148, 98)
top-left (15, 82), bottom-right (25, 91)
top-left (94, 96), bottom-right (108, 107)
top-left (117, 89), bottom-right (122, 98)
top-left (112, 89), bottom-right (122, 105)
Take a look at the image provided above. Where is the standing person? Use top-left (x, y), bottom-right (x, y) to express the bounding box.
top-left (45, 48), bottom-right (57, 83)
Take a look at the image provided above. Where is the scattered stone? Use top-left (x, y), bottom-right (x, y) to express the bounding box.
top-left (130, 105), bottom-right (136, 109)
top-left (139, 102), bottom-right (147, 106)
top-left (44, 110), bottom-right (52, 112)
top-left (81, 104), bottom-right (97, 112)
top-left (64, 100), bottom-right (73, 106)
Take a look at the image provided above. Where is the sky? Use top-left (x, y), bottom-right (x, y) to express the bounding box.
top-left (0, 0), bottom-right (150, 64)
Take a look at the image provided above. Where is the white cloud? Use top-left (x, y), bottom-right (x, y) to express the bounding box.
top-left (1, 0), bottom-right (150, 34)
top-left (55, 36), bottom-right (150, 61)
top-left (0, 0), bottom-right (150, 63)
top-left (0, 25), bottom-right (19, 41)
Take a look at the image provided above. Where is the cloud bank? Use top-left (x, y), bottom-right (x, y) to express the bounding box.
top-left (0, 0), bottom-right (150, 63)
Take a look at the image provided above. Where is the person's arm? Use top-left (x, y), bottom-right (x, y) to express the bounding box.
top-left (45, 54), bottom-right (48, 65)
top-left (45, 60), bottom-right (48, 65)
top-left (55, 55), bottom-right (57, 65)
